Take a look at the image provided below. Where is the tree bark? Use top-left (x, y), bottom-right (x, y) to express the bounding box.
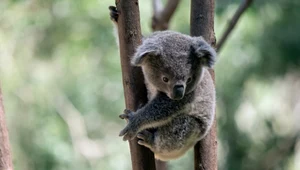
top-left (115, 0), bottom-right (156, 170)
top-left (0, 87), bottom-right (13, 170)
top-left (190, 0), bottom-right (217, 170)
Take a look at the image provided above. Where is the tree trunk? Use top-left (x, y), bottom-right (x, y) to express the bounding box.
top-left (115, 0), bottom-right (156, 170)
top-left (0, 87), bottom-right (13, 170)
top-left (190, 0), bottom-right (218, 170)
top-left (155, 160), bottom-right (167, 170)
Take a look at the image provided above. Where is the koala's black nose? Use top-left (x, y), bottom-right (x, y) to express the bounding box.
top-left (173, 85), bottom-right (185, 100)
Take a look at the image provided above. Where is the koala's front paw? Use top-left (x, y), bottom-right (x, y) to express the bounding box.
top-left (119, 109), bottom-right (138, 141)
top-left (108, 6), bottom-right (119, 23)
top-left (137, 130), bottom-right (154, 149)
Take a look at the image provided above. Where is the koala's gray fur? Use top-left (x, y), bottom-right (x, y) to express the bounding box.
top-left (118, 30), bottom-right (217, 161)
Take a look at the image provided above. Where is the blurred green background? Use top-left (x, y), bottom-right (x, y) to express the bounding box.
top-left (0, 0), bottom-right (300, 170)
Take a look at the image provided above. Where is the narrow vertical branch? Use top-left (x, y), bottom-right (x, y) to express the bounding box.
top-left (115, 0), bottom-right (156, 170)
top-left (190, 0), bottom-right (217, 170)
top-left (0, 87), bottom-right (14, 170)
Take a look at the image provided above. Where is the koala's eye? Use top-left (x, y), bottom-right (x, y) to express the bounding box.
top-left (187, 77), bottom-right (192, 84)
top-left (162, 77), bottom-right (169, 83)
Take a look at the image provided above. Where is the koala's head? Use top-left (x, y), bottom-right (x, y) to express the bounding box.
top-left (131, 31), bottom-right (216, 100)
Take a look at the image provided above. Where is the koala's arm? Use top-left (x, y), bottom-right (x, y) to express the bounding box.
top-left (119, 92), bottom-right (192, 141)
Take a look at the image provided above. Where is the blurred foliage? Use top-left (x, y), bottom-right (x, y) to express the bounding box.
top-left (215, 0), bottom-right (300, 170)
top-left (0, 0), bottom-right (299, 170)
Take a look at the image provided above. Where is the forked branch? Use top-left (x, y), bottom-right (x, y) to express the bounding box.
top-left (152, 0), bottom-right (181, 31)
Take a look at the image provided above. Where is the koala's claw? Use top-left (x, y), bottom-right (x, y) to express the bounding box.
top-left (137, 130), bottom-right (154, 148)
top-left (119, 114), bottom-right (127, 119)
top-left (119, 109), bottom-right (134, 119)
top-left (119, 126), bottom-right (137, 141)
top-left (109, 6), bottom-right (119, 23)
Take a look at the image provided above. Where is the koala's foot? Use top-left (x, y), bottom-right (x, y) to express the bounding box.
top-left (108, 6), bottom-right (119, 23)
top-left (119, 109), bottom-right (138, 141)
top-left (137, 130), bottom-right (155, 149)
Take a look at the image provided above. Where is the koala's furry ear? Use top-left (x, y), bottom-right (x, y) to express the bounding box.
top-left (131, 43), bottom-right (161, 66)
top-left (192, 37), bottom-right (217, 68)
top-left (131, 50), bottom-right (152, 66)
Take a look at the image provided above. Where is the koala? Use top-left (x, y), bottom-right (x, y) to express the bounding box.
top-left (109, 6), bottom-right (216, 161)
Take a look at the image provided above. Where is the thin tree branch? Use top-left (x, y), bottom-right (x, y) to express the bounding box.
top-left (54, 93), bottom-right (105, 162)
top-left (152, 0), bottom-right (181, 31)
top-left (216, 0), bottom-right (253, 52)
top-left (0, 87), bottom-right (13, 170)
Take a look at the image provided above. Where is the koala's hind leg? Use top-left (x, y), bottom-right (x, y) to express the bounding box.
top-left (137, 115), bottom-right (202, 160)
top-left (137, 130), bottom-right (155, 149)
